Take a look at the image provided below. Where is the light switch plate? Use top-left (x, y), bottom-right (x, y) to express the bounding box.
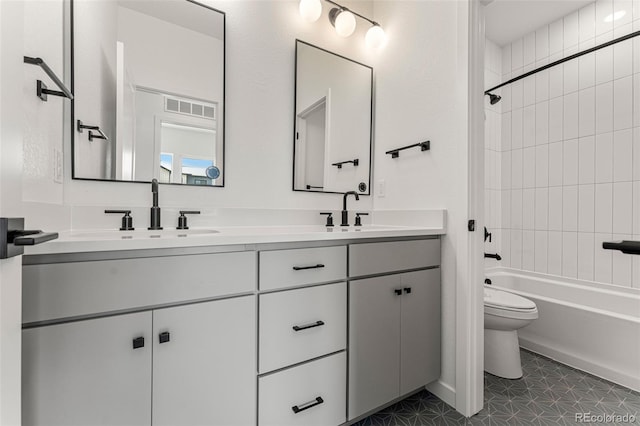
top-left (377, 179), bottom-right (386, 197)
top-left (53, 149), bottom-right (63, 183)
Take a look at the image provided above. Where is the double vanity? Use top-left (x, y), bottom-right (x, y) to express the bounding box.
top-left (17, 1), bottom-right (444, 424)
top-left (21, 224), bottom-right (443, 426)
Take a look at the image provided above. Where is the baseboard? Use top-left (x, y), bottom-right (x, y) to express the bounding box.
top-left (519, 338), bottom-right (640, 392)
top-left (425, 379), bottom-right (456, 408)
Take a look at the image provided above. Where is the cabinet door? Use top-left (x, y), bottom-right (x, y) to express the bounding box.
top-left (400, 269), bottom-right (441, 394)
top-left (348, 276), bottom-right (401, 420)
top-left (152, 296), bottom-right (256, 426)
top-left (22, 312), bottom-right (152, 426)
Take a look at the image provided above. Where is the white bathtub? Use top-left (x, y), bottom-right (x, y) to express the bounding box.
top-left (486, 268), bottom-right (640, 391)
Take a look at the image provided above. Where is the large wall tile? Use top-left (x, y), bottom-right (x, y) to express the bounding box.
top-left (535, 144), bottom-right (549, 187)
top-left (548, 231), bottom-right (564, 275)
top-left (613, 76), bottom-right (633, 130)
top-left (577, 232), bottom-right (595, 281)
top-left (534, 230), bottom-right (548, 273)
top-left (578, 184), bottom-right (596, 232)
top-left (595, 132), bottom-right (614, 182)
top-left (613, 129), bottom-right (633, 181)
top-left (578, 136), bottom-right (596, 184)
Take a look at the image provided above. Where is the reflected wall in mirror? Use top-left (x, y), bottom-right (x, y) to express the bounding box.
top-left (293, 40), bottom-right (372, 195)
top-left (72, 0), bottom-right (225, 186)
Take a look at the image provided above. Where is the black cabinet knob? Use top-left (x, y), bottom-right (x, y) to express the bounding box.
top-left (403, 287), bottom-right (412, 294)
top-left (159, 331), bottom-right (170, 344)
top-left (132, 336), bottom-right (145, 349)
top-left (394, 289), bottom-right (402, 296)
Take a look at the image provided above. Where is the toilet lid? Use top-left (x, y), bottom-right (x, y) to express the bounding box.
top-left (484, 287), bottom-right (536, 310)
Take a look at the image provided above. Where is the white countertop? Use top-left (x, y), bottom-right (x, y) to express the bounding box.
top-left (24, 224), bottom-right (446, 255)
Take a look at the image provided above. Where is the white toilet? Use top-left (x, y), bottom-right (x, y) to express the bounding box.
top-left (484, 285), bottom-right (538, 379)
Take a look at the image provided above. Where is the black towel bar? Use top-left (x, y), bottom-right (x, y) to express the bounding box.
top-left (331, 159), bottom-right (359, 168)
top-left (386, 141), bottom-right (430, 158)
top-left (23, 56), bottom-right (73, 101)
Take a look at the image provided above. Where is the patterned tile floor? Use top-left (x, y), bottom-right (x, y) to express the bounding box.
top-left (353, 349), bottom-right (640, 425)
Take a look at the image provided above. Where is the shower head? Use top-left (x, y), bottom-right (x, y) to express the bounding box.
top-left (486, 92), bottom-right (502, 105)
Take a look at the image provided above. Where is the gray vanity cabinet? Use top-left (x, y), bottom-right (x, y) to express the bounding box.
top-left (23, 296), bottom-right (255, 426)
top-left (22, 251), bottom-right (257, 426)
top-left (22, 312), bottom-right (153, 426)
top-left (152, 296), bottom-right (256, 426)
top-left (348, 240), bottom-right (441, 421)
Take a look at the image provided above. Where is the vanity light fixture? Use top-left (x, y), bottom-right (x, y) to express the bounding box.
top-left (299, 0), bottom-right (386, 47)
top-left (299, 0), bottom-right (322, 22)
top-left (329, 7), bottom-right (356, 37)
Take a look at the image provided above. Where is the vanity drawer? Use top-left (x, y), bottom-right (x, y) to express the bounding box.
top-left (259, 282), bottom-right (346, 373)
top-left (258, 352), bottom-right (346, 426)
top-left (259, 246), bottom-right (346, 291)
top-left (349, 239), bottom-right (440, 277)
top-left (22, 251), bottom-right (256, 323)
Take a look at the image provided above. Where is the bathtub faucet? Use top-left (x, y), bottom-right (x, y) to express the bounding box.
top-left (485, 252), bottom-right (502, 261)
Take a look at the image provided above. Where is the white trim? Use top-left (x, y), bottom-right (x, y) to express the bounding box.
top-left (455, 0), bottom-right (485, 417)
top-left (520, 339), bottom-right (640, 392)
top-left (426, 380), bottom-right (456, 408)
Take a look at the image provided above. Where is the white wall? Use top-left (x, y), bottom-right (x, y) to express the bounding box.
top-left (372, 0), bottom-right (470, 407)
top-left (22, 0), bottom-right (65, 204)
top-left (492, 0), bottom-right (640, 288)
top-left (0, 1), bottom-right (25, 423)
top-left (21, 0), bottom-right (380, 232)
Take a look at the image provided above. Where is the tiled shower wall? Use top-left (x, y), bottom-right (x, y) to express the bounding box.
top-left (484, 40), bottom-right (503, 266)
top-left (486, 0), bottom-right (640, 288)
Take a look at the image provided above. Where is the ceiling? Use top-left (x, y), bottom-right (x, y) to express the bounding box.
top-left (485, 0), bottom-right (594, 46)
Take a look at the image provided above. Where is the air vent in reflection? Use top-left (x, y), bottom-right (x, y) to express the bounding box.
top-left (165, 96), bottom-right (216, 120)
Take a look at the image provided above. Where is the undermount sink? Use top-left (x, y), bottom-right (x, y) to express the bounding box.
top-left (67, 229), bottom-right (220, 240)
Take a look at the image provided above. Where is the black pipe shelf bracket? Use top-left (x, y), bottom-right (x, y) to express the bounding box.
top-left (602, 240), bottom-right (640, 255)
top-left (77, 120), bottom-right (109, 142)
top-left (386, 141), bottom-right (430, 158)
top-left (332, 159), bottom-right (359, 169)
top-left (23, 56), bottom-right (73, 102)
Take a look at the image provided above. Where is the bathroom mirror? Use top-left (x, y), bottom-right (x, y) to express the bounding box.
top-left (293, 40), bottom-right (372, 195)
top-left (71, 0), bottom-right (225, 186)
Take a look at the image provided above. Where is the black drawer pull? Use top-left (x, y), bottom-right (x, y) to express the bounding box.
top-left (394, 289), bottom-right (402, 296)
top-left (292, 320), bottom-right (325, 332)
top-left (292, 264), bottom-right (325, 271)
top-left (132, 337), bottom-right (145, 349)
top-left (403, 287), bottom-right (412, 294)
top-left (292, 396), bottom-right (324, 414)
top-left (159, 331), bottom-right (170, 344)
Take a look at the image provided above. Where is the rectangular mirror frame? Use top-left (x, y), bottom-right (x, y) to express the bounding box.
top-left (70, 0), bottom-right (226, 187)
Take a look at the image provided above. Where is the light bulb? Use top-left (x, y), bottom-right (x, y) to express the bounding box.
top-left (366, 24), bottom-right (386, 48)
top-left (299, 0), bottom-right (322, 22)
top-left (334, 10), bottom-right (356, 37)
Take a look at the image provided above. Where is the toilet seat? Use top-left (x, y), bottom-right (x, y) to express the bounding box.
top-left (484, 287), bottom-right (538, 319)
top-left (485, 305), bottom-right (538, 320)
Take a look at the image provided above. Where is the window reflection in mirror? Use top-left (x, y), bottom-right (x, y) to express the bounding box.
top-left (72, 0), bottom-right (225, 186)
top-left (293, 40), bottom-right (372, 195)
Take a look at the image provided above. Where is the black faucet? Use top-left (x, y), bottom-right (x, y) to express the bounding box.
top-left (341, 191), bottom-right (360, 226)
top-left (149, 178), bottom-right (162, 230)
